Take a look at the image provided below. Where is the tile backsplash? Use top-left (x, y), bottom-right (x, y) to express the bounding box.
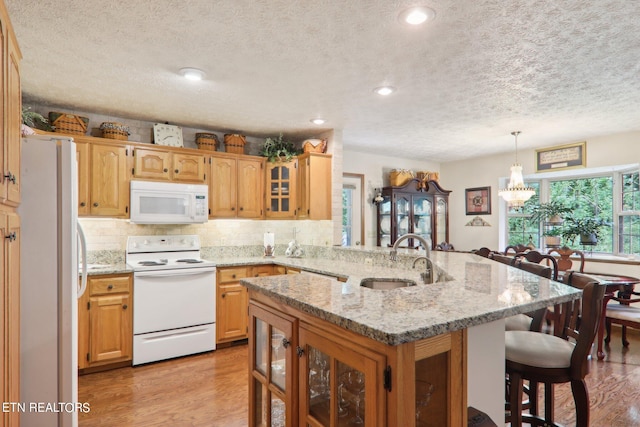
top-left (79, 218), bottom-right (334, 253)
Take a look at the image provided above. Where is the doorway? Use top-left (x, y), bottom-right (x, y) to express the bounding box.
top-left (342, 173), bottom-right (364, 246)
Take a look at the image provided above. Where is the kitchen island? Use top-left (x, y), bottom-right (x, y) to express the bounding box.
top-left (240, 249), bottom-right (581, 427)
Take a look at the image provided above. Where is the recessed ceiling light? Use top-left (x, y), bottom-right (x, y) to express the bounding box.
top-left (310, 118), bottom-right (326, 125)
top-left (374, 86), bottom-right (396, 96)
top-left (179, 67), bottom-right (206, 81)
top-left (398, 6), bottom-right (436, 25)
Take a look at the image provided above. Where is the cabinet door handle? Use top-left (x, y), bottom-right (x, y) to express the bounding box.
top-left (122, 304), bottom-right (128, 310)
top-left (175, 169), bottom-right (179, 174)
top-left (232, 274), bottom-right (236, 278)
top-left (80, 202), bottom-right (86, 207)
top-left (221, 293), bottom-right (226, 298)
top-left (296, 346), bottom-right (304, 357)
top-left (231, 207), bottom-right (235, 211)
top-left (239, 207), bottom-right (244, 211)
top-left (164, 168), bottom-right (168, 173)
top-left (93, 202), bottom-right (99, 207)
top-left (107, 284), bottom-right (113, 290)
top-left (281, 338), bottom-right (290, 348)
top-left (4, 172), bottom-right (16, 184)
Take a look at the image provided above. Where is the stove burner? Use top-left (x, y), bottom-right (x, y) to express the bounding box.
top-left (138, 260), bottom-right (168, 266)
top-left (176, 259), bottom-right (204, 264)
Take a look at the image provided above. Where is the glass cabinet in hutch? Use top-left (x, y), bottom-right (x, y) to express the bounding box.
top-left (376, 179), bottom-right (451, 249)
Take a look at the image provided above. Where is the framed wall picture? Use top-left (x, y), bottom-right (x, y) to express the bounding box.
top-left (465, 186), bottom-right (491, 215)
top-left (535, 141), bottom-right (586, 172)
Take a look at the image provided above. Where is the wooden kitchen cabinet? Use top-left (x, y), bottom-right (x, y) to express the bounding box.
top-left (209, 152), bottom-right (264, 219)
top-left (0, 2), bottom-right (21, 422)
top-left (296, 153), bottom-right (332, 220)
top-left (76, 139), bottom-right (130, 217)
top-left (265, 159), bottom-right (297, 219)
top-left (217, 266), bottom-right (251, 344)
top-left (132, 146), bottom-right (206, 183)
top-left (248, 290), bottom-right (466, 427)
top-left (4, 26), bottom-right (20, 207)
top-left (1, 211), bottom-right (20, 427)
top-left (78, 273), bottom-right (133, 371)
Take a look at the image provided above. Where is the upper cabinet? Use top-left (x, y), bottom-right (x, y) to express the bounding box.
top-left (132, 146), bottom-right (206, 183)
top-left (265, 159), bottom-right (298, 219)
top-left (377, 178), bottom-right (451, 249)
top-left (209, 152), bottom-right (264, 219)
top-left (74, 136), bottom-right (130, 217)
top-left (2, 16), bottom-right (21, 207)
top-left (297, 153), bottom-right (332, 220)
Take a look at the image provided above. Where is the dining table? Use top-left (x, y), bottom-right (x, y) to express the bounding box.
top-left (586, 273), bottom-right (640, 360)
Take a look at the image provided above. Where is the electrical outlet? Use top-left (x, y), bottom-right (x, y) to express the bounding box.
top-left (220, 238), bottom-right (226, 245)
top-left (364, 258), bottom-right (373, 266)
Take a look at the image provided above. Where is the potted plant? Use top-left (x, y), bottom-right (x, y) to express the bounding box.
top-left (543, 227), bottom-right (563, 247)
top-left (562, 217), bottom-right (610, 246)
top-left (21, 106), bottom-right (53, 132)
top-left (531, 201), bottom-right (573, 225)
top-left (260, 133), bottom-right (300, 163)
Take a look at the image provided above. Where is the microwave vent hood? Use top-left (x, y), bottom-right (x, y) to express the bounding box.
top-left (129, 180), bottom-right (209, 224)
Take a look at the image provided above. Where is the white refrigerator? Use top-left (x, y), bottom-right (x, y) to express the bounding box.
top-left (18, 135), bottom-right (87, 427)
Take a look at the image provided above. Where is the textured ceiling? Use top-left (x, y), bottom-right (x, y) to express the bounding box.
top-left (6, 0), bottom-right (640, 162)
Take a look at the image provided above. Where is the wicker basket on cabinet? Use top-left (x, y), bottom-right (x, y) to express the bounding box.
top-left (224, 133), bottom-right (246, 154)
top-left (49, 112), bottom-right (89, 135)
top-left (196, 133), bottom-right (219, 151)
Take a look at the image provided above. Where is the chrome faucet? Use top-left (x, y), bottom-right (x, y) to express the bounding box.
top-left (390, 233), bottom-right (433, 284)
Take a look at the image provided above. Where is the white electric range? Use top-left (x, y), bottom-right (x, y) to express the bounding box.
top-left (126, 235), bottom-right (216, 365)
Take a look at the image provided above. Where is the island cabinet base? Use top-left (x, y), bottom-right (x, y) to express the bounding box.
top-left (248, 291), bottom-right (467, 427)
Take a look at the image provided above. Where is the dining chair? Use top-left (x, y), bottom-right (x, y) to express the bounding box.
top-left (434, 241), bottom-right (455, 251)
top-left (504, 261), bottom-right (551, 333)
top-left (504, 244), bottom-right (530, 255)
top-left (548, 245), bottom-right (585, 273)
top-left (605, 290), bottom-right (640, 348)
top-left (513, 250), bottom-right (559, 281)
top-left (505, 272), bottom-right (604, 427)
top-left (490, 253), bottom-right (517, 266)
top-left (473, 247), bottom-right (494, 258)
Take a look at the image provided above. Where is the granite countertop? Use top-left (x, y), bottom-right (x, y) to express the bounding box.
top-left (82, 263), bottom-right (132, 276)
top-left (238, 251), bottom-right (582, 346)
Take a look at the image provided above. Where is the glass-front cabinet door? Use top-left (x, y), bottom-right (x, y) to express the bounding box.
top-left (299, 325), bottom-right (385, 427)
top-left (265, 160), bottom-right (297, 219)
top-left (249, 302), bottom-right (296, 427)
top-left (435, 197), bottom-right (448, 246)
top-left (394, 195), bottom-right (411, 247)
top-left (412, 195), bottom-right (432, 249)
top-left (377, 195), bottom-right (392, 247)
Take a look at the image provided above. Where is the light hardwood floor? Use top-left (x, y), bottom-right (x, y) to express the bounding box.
top-left (79, 328), bottom-right (640, 426)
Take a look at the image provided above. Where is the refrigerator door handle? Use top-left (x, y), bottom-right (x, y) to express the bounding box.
top-left (77, 222), bottom-right (88, 298)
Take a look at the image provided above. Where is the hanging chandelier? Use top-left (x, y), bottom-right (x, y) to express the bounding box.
top-left (498, 131), bottom-right (536, 208)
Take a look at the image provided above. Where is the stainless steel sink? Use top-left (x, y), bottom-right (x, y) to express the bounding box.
top-left (360, 278), bottom-right (417, 290)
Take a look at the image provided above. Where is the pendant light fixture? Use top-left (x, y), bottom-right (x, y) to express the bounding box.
top-left (498, 131), bottom-right (536, 208)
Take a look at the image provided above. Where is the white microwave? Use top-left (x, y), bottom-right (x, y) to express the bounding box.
top-left (130, 180), bottom-right (208, 224)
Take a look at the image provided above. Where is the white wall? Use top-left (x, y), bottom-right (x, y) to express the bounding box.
top-left (441, 131), bottom-right (640, 253)
top-left (342, 149), bottom-right (440, 247)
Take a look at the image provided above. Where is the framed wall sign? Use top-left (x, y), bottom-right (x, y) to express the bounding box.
top-left (535, 141), bottom-right (586, 172)
top-left (465, 186), bottom-right (491, 215)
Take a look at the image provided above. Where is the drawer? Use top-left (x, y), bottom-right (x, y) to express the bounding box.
top-left (89, 275), bottom-right (132, 295)
top-left (252, 264), bottom-right (274, 277)
top-left (218, 267), bottom-right (250, 283)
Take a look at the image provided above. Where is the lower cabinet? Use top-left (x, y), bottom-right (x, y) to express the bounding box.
top-left (78, 273), bottom-right (133, 371)
top-left (248, 292), bottom-right (467, 427)
top-left (217, 264), bottom-right (280, 344)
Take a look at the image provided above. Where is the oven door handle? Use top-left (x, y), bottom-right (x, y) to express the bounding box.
top-left (134, 267), bottom-right (216, 278)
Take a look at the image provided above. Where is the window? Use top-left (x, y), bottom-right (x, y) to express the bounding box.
top-left (342, 188), bottom-right (353, 246)
top-left (506, 183), bottom-right (540, 246)
top-left (505, 168), bottom-right (639, 255)
top-left (620, 172), bottom-right (640, 253)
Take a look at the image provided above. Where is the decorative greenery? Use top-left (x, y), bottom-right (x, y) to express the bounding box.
top-left (562, 217), bottom-right (610, 245)
top-left (260, 133), bottom-right (300, 162)
top-left (21, 107), bottom-right (53, 131)
top-left (531, 201), bottom-right (573, 223)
